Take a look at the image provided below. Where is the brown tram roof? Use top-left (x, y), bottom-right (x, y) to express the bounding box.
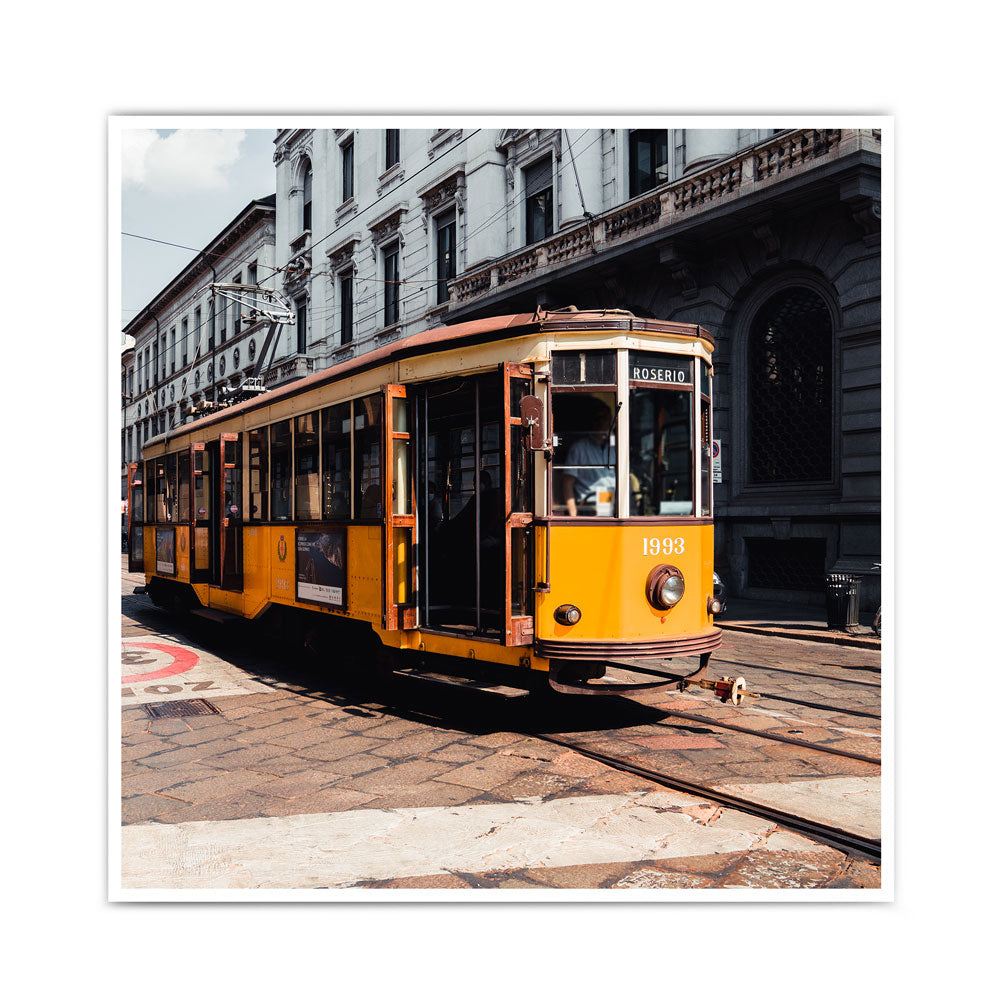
top-left (145, 308), bottom-right (713, 447)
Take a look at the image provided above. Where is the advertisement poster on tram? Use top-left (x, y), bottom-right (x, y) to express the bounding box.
top-left (296, 529), bottom-right (346, 608)
top-left (154, 528), bottom-right (175, 575)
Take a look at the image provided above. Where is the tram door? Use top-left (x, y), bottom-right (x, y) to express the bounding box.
top-left (191, 443), bottom-right (212, 584)
top-left (219, 432), bottom-right (243, 592)
top-left (417, 368), bottom-right (533, 644)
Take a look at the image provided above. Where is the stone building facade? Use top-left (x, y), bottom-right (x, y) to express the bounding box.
top-left (121, 195), bottom-right (278, 493)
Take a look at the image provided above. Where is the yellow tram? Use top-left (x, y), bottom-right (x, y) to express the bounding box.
top-left (127, 308), bottom-right (723, 694)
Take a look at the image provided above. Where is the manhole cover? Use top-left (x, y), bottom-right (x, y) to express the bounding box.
top-left (143, 699), bottom-right (220, 719)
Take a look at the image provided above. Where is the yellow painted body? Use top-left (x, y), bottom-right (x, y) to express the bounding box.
top-left (535, 523), bottom-right (716, 646)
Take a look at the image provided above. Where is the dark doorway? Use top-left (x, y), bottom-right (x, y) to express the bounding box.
top-left (418, 374), bottom-right (504, 637)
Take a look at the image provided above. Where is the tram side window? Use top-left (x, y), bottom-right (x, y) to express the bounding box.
top-left (145, 461), bottom-right (156, 522)
top-left (248, 428), bottom-right (268, 521)
top-left (270, 420), bottom-right (292, 521)
top-left (153, 457), bottom-right (174, 523)
top-left (295, 412), bottom-right (321, 520)
top-left (178, 451), bottom-right (191, 522)
top-left (322, 402), bottom-right (352, 519)
top-left (354, 393), bottom-right (383, 519)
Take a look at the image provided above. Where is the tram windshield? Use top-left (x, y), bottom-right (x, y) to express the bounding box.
top-left (550, 348), bottom-right (709, 518)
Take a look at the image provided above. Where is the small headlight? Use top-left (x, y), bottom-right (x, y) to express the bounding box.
top-left (554, 604), bottom-right (582, 626)
top-left (646, 565), bottom-right (685, 611)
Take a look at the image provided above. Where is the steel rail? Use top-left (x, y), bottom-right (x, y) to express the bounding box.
top-left (649, 710), bottom-right (881, 765)
top-left (609, 660), bottom-right (881, 719)
top-left (535, 733), bottom-right (882, 864)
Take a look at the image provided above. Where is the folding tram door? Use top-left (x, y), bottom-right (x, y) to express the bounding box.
top-left (416, 364), bottom-right (534, 646)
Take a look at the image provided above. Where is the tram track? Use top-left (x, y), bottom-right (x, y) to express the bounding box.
top-left (534, 732), bottom-right (882, 864)
top-left (610, 660), bottom-right (881, 719)
top-left (647, 708), bottom-right (881, 765)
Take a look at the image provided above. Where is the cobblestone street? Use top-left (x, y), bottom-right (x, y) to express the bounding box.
top-left (119, 558), bottom-right (881, 893)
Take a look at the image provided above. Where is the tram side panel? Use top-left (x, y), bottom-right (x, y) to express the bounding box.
top-left (535, 523), bottom-right (716, 648)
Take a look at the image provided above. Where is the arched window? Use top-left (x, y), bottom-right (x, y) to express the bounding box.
top-left (748, 286), bottom-right (833, 484)
top-left (301, 159), bottom-right (312, 232)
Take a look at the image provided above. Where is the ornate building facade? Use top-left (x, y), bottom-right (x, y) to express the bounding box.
top-left (121, 195), bottom-right (278, 494)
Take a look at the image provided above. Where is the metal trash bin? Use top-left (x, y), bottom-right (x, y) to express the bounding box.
top-left (825, 573), bottom-right (861, 630)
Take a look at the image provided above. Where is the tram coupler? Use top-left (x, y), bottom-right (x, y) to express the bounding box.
top-left (689, 675), bottom-right (758, 706)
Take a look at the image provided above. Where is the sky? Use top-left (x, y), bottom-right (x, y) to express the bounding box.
top-left (120, 128), bottom-right (277, 331)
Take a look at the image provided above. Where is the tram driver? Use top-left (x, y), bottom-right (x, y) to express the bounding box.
top-left (562, 401), bottom-right (616, 516)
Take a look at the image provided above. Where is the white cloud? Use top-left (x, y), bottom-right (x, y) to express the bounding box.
top-left (122, 129), bottom-right (247, 193)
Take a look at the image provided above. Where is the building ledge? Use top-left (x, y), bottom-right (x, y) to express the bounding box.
top-left (448, 128), bottom-right (881, 312)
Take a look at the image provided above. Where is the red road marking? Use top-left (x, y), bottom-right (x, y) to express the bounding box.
top-left (121, 642), bottom-right (199, 684)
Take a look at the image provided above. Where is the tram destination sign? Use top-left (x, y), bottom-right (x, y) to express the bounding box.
top-left (628, 352), bottom-right (692, 385)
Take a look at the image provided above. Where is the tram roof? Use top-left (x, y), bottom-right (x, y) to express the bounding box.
top-left (143, 308), bottom-right (713, 448)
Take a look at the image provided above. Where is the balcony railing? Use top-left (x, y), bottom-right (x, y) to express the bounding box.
top-left (450, 128), bottom-right (880, 307)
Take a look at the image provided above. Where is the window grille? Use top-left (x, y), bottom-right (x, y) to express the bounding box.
top-left (748, 287), bottom-right (833, 483)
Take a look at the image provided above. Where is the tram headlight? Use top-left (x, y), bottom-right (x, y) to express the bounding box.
top-left (554, 604), bottom-right (582, 626)
top-left (646, 565), bottom-right (685, 610)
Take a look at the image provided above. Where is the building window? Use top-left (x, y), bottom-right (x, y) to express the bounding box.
top-left (435, 211), bottom-right (456, 305)
top-left (385, 129), bottom-right (400, 169)
top-left (208, 305), bottom-right (215, 351)
top-left (160, 335), bottom-right (166, 380)
top-left (340, 272), bottom-right (353, 344)
top-left (629, 129), bottom-right (669, 197)
top-left (181, 318), bottom-right (188, 367)
top-left (296, 297), bottom-right (307, 353)
top-left (169, 327), bottom-right (176, 373)
top-left (247, 263), bottom-right (257, 315)
top-left (302, 161), bottom-right (312, 232)
top-left (747, 286), bottom-right (834, 484)
top-left (342, 137), bottom-right (354, 203)
top-left (219, 296), bottom-right (227, 345)
top-left (144, 348), bottom-right (150, 390)
top-left (127, 367), bottom-right (133, 396)
top-left (383, 243), bottom-right (399, 326)
top-left (524, 158), bottom-right (553, 245)
top-left (232, 272), bottom-right (242, 335)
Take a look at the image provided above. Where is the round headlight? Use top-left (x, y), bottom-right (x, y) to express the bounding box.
top-left (554, 604), bottom-right (582, 626)
top-left (646, 565), bottom-right (685, 611)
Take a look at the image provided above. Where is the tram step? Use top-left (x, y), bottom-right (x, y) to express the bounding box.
top-left (190, 607), bottom-right (243, 625)
top-left (394, 668), bottom-right (528, 699)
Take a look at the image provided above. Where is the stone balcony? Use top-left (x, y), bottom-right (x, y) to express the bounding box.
top-left (265, 353), bottom-right (316, 388)
top-left (449, 128), bottom-right (881, 309)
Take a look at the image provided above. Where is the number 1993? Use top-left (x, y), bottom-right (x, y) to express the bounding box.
top-left (643, 537), bottom-right (685, 556)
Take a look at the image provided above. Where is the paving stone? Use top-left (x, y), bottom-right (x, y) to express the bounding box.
top-left (153, 790), bottom-right (276, 824)
top-left (489, 769), bottom-right (586, 802)
top-left (435, 753), bottom-right (534, 792)
top-left (147, 719), bottom-right (190, 737)
top-left (244, 754), bottom-right (322, 777)
top-left (136, 745), bottom-right (210, 769)
top-left (628, 734), bottom-right (725, 750)
top-left (718, 850), bottom-right (846, 889)
top-left (252, 770), bottom-right (342, 801)
top-left (338, 759), bottom-right (453, 795)
top-left (309, 754), bottom-right (387, 778)
top-left (462, 732), bottom-right (525, 749)
top-left (522, 862), bottom-right (637, 889)
top-left (121, 794), bottom-right (182, 824)
top-left (610, 866), bottom-right (718, 889)
top-left (161, 769), bottom-right (269, 805)
top-left (365, 780), bottom-right (485, 810)
top-left (366, 732), bottom-right (461, 759)
top-left (166, 725), bottom-right (245, 746)
top-left (293, 735), bottom-right (387, 762)
top-left (251, 786), bottom-right (380, 818)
